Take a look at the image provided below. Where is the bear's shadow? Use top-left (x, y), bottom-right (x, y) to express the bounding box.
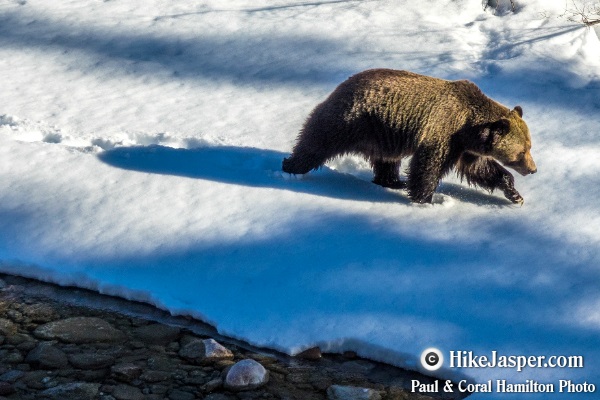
top-left (98, 145), bottom-right (512, 206)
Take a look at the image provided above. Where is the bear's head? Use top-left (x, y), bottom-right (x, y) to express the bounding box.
top-left (480, 106), bottom-right (537, 176)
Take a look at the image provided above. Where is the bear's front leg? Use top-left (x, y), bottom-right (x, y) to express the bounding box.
top-left (407, 144), bottom-right (453, 203)
top-left (372, 160), bottom-right (405, 189)
top-left (499, 175), bottom-right (524, 205)
top-left (457, 154), bottom-right (524, 205)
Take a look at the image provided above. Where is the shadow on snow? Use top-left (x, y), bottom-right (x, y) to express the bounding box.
top-left (97, 144), bottom-right (513, 206)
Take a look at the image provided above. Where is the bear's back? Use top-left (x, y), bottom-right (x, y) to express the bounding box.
top-left (336, 69), bottom-right (508, 130)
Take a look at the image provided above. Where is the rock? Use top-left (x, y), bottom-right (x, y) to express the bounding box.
top-left (178, 338), bottom-right (233, 362)
top-left (296, 346), bottom-right (322, 360)
top-left (34, 317), bottom-right (127, 344)
top-left (327, 385), bottom-right (382, 400)
top-left (38, 382), bottom-right (100, 399)
top-left (5, 333), bottom-right (31, 345)
top-left (2, 350), bottom-right (24, 364)
top-left (111, 363), bottom-right (142, 383)
top-left (224, 359), bottom-right (269, 391)
top-left (25, 342), bottom-right (68, 369)
top-left (0, 318), bottom-right (17, 336)
top-left (202, 377), bottom-right (223, 392)
top-left (148, 384), bottom-right (169, 395)
top-left (342, 360), bottom-right (376, 373)
top-left (139, 370), bottom-right (170, 382)
top-left (21, 303), bottom-right (56, 323)
top-left (133, 323), bottom-right (180, 345)
top-left (247, 353), bottom-right (278, 365)
top-left (203, 339), bottom-right (233, 361)
top-left (112, 384), bottom-right (144, 400)
top-left (5, 309), bottom-right (23, 323)
top-left (147, 355), bottom-right (179, 371)
top-left (0, 382), bottom-right (14, 396)
top-left (205, 394), bottom-right (236, 400)
top-left (22, 370), bottom-right (52, 390)
top-left (68, 353), bottom-right (116, 370)
top-left (0, 370), bottom-right (25, 383)
top-left (178, 338), bottom-right (205, 360)
top-left (168, 388), bottom-right (196, 400)
top-left (16, 338), bottom-right (38, 352)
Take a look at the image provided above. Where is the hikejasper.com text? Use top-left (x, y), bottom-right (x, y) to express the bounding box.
top-left (450, 351), bottom-right (584, 372)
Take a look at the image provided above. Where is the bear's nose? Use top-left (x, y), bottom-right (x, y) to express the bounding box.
top-left (530, 168), bottom-right (537, 174)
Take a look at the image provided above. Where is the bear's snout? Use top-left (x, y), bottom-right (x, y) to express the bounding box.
top-left (525, 153), bottom-right (537, 174)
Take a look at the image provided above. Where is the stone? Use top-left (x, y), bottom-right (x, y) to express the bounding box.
top-left (16, 339), bottom-right (38, 352)
top-left (296, 347), bottom-right (322, 360)
top-left (202, 377), bottom-right (222, 392)
top-left (21, 303), bottom-right (56, 323)
top-left (139, 370), bottom-right (170, 382)
top-left (5, 310), bottom-right (23, 323)
top-left (2, 350), bottom-right (24, 364)
top-left (0, 382), bottom-right (14, 396)
top-left (147, 355), bottom-right (179, 371)
top-left (178, 338), bottom-right (205, 360)
top-left (327, 385), bottom-right (382, 400)
top-left (179, 338), bottom-right (233, 363)
top-left (0, 370), bottom-right (25, 382)
top-left (5, 333), bottom-right (30, 345)
top-left (22, 370), bottom-right (52, 390)
top-left (168, 388), bottom-right (196, 400)
top-left (205, 394), bottom-right (236, 400)
top-left (203, 339), bottom-right (233, 361)
top-left (111, 363), bottom-right (143, 382)
top-left (224, 359), bottom-right (269, 391)
top-left (25, 342), bottom-right (68, 369)
top-left (112, 384), bottom-right (144, 400)
top-left (133, 323), bottom-right (180, 345)
top-left (0, 318), bottom-right (17, 337)
top-left (69, 353), bottom-right (116, 370)
top-left (342, 360), bottom-right (376, 373)
top-left (149, 384), bottom-right (169, 395)
top-left (34, 317), bottom-right (127, 344)
top-left (38, 382), bottom-right (100, 399)
top-left (247, 353), bottom-right (278, 365)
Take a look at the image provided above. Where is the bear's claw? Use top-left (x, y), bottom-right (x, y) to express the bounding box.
top-left (504, 189), bottom-right (524, 205)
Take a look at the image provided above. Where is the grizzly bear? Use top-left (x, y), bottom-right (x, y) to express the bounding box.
top-left (282, 69), bottom-right (537, 204)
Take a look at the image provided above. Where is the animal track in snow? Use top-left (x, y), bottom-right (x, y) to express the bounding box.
top-left (0, 114), bottom-right (227, 153)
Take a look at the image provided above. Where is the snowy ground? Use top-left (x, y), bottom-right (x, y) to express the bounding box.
top-left (1, 0), bottom-right (600, 398)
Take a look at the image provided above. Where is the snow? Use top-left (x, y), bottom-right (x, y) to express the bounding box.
top-left (1, 0), bottom-right (599, 398)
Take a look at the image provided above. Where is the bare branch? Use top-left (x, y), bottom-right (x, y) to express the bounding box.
top-left (563, 0), bottom-right (600, 26)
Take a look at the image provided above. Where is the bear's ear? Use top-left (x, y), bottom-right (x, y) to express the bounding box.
top-left (513, 106), bottom-right (523, 117)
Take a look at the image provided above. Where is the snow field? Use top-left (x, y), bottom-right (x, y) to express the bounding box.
top-left (1, 1), bottom-right (600, 398)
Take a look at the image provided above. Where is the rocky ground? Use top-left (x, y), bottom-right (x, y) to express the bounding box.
top-left (0, 273), bottom-right (464, 400)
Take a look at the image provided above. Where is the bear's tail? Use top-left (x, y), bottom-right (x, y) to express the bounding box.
top-left (282, 154), bottom-right (324, 174)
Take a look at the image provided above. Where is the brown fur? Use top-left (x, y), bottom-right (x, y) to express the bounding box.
top-left (282, 69), bottom-right (536, 204)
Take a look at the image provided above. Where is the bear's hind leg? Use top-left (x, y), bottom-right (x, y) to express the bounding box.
top-left (457, 153), bottom-right (524, 205)
top-left (372, 160), bottom-right (405, 189)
